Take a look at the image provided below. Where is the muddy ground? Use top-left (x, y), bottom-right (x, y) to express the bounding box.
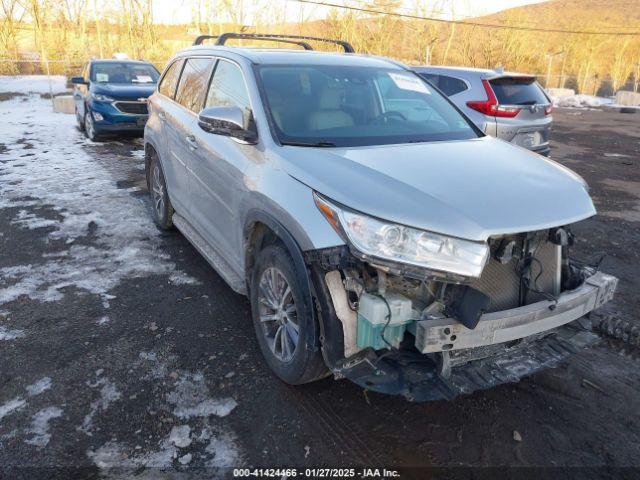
top-left (0, 96), bottom-right (639, 479)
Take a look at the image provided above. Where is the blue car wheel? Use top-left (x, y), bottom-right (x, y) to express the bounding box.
top-left (84, 109), bottom-right (102, 142)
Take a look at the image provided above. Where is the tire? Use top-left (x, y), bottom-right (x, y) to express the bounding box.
top-left (250, 243), bottom-right (328, 385)
top-left (84, 109), bottom-right (102, 141)
top-left (76, 106), bottom-right (85, 131)
top-left (148, 154), bottom-right (174, 230)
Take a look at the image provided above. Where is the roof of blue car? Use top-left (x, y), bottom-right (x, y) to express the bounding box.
top-left (176, 46), bottom-right (404, 69)
top-left (91, 59), bottom-right (154, 64)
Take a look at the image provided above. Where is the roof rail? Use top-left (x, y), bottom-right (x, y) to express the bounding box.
top-left (193, 32), bottom-right (355, 53)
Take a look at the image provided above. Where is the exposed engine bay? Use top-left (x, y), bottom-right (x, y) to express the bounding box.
top-left (306, 226), bottom-right (617, 401)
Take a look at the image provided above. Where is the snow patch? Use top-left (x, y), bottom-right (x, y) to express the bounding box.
top-left (88, 427), bottom-right (241, 473)
top-left (0, 75), bottom-right (68, 95)
top-left (552, 94), bottom-right (614, 109)
top-left (79, 378), bottom-right (121, 435)
top-left (25, 406), bottom-right (63, 447)
top-left (0, 95), bottom-right (198, 306)
top-left (0, 397), bottom-right (26, 421)
top-left (168, 425), bottom-right (192, 448)
top-left (26, 377), bottom-right (52, 396)
top-left (166, 372), bottom-right (237, 419)
top-left (0, 326), bottom-right (25, 341)
top-left (97, 315), bottom-right (110, 325)
top-left (11, 210), bottom-right (58, 230)
top-left (205, 431), bottom-right (241, 468)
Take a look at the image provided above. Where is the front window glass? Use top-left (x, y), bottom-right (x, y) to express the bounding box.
top-left (257, 65), bottom-right (478, 147)
top-left (205, 60), bottom-right (250, 110)
top-left (175, 58), bottom-right (215, 112)
top-left (91, 62), bottom-right (160, 84)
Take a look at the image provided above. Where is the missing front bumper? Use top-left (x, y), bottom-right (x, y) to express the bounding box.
top-left (414, 272), bottom-right (617, 354)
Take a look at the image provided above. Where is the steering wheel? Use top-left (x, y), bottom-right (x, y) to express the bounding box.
top-left (371, 111), bottom-right (407, 125)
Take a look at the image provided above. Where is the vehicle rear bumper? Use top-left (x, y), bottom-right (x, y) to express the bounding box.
top-left (531, 143), bottom-right (550, 156)
top-left (414, 272), bottom-right (617, 354)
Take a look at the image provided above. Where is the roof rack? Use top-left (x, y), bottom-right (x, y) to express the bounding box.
top-left (193, 32), bottom-right (355, 53)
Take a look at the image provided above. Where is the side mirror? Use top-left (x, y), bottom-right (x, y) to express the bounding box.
top-left (71, 76), bottom-right (88, 85)
top-left (198, 106), bottom-right (257, 144)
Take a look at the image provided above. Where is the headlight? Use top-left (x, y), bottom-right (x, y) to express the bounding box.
top-left (314, 193), bottom-right (489, 278)
top-left (91, 92), bottom-right (115, 102)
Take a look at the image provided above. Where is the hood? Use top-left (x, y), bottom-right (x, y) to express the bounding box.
top-left (279, 137), bottom-right (595, 241)
top-left (92, 83), bottom-right (156, 99)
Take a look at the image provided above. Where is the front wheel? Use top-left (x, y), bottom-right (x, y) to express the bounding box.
top-left (250, 244), bottom-right (328, 385)
top-left (84, 109), bottom-right (102, 141)
top-left (75, 105), bottom-right (85, 131)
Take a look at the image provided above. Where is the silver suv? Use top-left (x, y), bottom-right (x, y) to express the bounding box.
top-left (144, 33), bottom-right (616, 401)
top-left (413, 66), bottom-right (552, 155)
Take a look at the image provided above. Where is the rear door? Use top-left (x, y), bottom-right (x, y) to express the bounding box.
top-left (151, 58), bottom-right (192, 211)
top-left (161, 57), bottom-right (215, 213)
top-left (489, 76), bottom-right (551, 151)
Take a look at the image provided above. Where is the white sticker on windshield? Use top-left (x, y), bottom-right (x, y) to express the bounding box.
top-left (134, 75), bottom-right (153, 83)
top-left (388, 72), bottom-right (430, 94)
top-left (96, 73), bottom-right (109, 82)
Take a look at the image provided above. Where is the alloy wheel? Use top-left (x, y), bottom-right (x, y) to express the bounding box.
top-left (257, 267), bottom-right (299, 362)
top-left (151, 163), bottom-right (165, 218)
top-left (85, 112), bottom-right (95, 139)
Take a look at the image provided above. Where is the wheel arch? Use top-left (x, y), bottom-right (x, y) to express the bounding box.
top-left (243, 210), bottom-right (312, 299)
top-left (244, 210), bottom-right (335, 371)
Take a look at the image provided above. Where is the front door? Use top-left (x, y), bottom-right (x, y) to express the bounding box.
top-left (188, 58), bottom-right (253, 264)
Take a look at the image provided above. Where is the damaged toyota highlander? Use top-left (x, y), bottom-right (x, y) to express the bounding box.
top-left (144, 33), bottom-right (617, 401)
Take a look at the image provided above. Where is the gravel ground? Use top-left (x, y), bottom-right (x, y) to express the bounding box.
top-left (0, 95), bottom-right (639, 479)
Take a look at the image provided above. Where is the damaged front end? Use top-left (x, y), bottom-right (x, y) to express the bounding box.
top-left (305, 220), bottom-right (617, 401)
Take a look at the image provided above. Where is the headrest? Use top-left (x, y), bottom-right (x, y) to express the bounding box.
top-left (318, 88), bottom-right (343, 110)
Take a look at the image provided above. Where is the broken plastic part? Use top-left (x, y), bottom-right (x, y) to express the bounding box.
top-left (448, 287), bottom-right (490, 330)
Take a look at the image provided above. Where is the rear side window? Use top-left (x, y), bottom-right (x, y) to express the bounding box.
top-left (205, 60), bottom-right (250, 110)
top-left (159, 60), bottom-right (183, 99)
top-left (175, 57), bottom-right (215, 112)
top-left (489, 77), bottom-right (549, 105)
top-left (419, 73), bottom-right (468, 97)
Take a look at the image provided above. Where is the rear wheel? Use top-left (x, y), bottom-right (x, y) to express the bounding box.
top-left (250, 244), bottom-right (327, 384)
top-left (149, 155), bottom-right (174, 230)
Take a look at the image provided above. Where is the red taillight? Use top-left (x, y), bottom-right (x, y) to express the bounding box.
top-left (544, 104), bottom-right (552, 115)
top-left (466, 79), bottom-right (521, 118)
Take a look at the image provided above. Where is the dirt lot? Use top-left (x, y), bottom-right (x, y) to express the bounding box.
top-left (1, 95), bottom-right (639, 479)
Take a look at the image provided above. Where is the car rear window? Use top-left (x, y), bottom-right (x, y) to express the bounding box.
top-left (419, 73), bottom-right (468, 97)
top-left (489, 77), bottom-right (549, 105)
top-left (159, 60), bottom-right (183, 99)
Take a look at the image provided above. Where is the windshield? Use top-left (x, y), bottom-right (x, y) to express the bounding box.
top-left (91, 62), bottom-right (160, 84)
top-left (257, 64), bottom-right (479, 147)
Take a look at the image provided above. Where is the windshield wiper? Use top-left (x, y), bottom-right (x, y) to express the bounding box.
top-left (281, 141), bottom-right (337, 147)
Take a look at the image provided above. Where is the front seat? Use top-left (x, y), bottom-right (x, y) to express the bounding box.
top-left (308, 88), bottom-right (354, 131)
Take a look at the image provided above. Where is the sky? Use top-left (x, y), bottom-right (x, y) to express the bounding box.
top-left (151, 0), bottom-right (549, 25)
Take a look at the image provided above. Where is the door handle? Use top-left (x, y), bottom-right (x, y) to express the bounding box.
top-left (185, 134), bottom-right (198, 150)
top-left (158, 112), bottom-right (166, 121)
